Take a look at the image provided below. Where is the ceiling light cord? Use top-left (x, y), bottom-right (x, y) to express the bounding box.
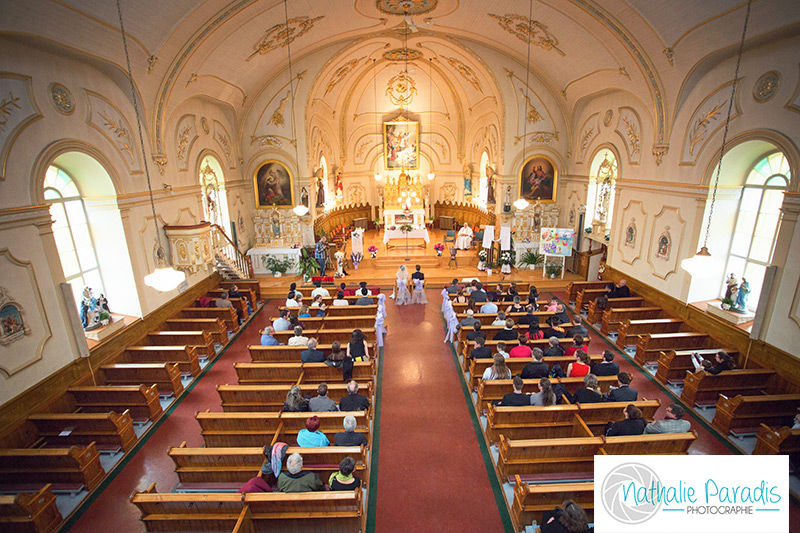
top-left (284, 0), bottom-right (301, 175)
top-left (521, 0), bottom-right (533, 162)
top-left (703, 0), bottom-right (751, 249)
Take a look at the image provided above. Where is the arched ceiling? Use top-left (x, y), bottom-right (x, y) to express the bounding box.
top-left (4, 0), bottom-right (799, 160)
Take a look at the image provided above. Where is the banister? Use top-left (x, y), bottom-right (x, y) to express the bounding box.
top-left (210, 223), bottom-right (254, 278)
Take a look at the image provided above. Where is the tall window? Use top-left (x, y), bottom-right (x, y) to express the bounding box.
top-left (722, 152), bottom-right (790, 311)
top-left (44, 165), bottom-right (105, 304)
top-left (585, 149), bottom-right (618, 231)
top-left (479, 151), bottom-right (489, 203)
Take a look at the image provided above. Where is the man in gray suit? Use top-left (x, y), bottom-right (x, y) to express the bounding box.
top-left (644, 404), bottom-right (691, 433)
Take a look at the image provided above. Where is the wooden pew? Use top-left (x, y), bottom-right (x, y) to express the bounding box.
top-left (486, 404), bottom-right (580, 442)
top-left (132, 484), bottom-right (364, 532)
top-left (196, 411), bottom-right (281, 447)
top-left (753, 424), bottom-right (800, 455)
top-left (208, 288), bottom-right (257, 309)
top-left (681, 369), bottom-right (776, 407)
top-left (297, 316), bottom-right (376, 330)
top-left (615, 318), bottom-right (686, 348)
top-left (574, 288), bottom-right (608, 311)
top-left (460, 337), bottom-right (580, 372)
top-left (566, 280), bottom-right (608, 303)
top-left (476, 376), bottom-right (618, 412)
top-left (576, 400), bottom-right (661, 436)
top-left (219, 280), bottom-right (261, 302)
top-left (168, 443), bottom-right (366, 490)
top-left (602, 431), bottom-right (697, 454)
top-left (451, 302), bottom-right (549, 315)
top-left (280, 303), bottom-right (378, 317)
top-left (278, 412), bottom-right (370, 445)
top-left (655, 349), bottom-right (739, 386)
top-left (27, 411), bottom-right (136, 452)
top-left (100, 362), bottom-right (184, 396)
top-left (0, 443), bottom-right (104, 492)
top-left (511, 478), bottom-right (593, 533)
top-left (122, 346), bottom-right (200, 377)
top-left (217, 382), bottom-right (372, 412)
top-left (497, 430), bottom-right (602, 480)
top-left (468, 355), bottom-right (602, 392)
top-left (181, 306), bottom-right (238, 333)
top-left (197, 297), bottom-right (249, 322)
top-left (273, 328), bottom-right (376, 346)
top-left (234, 362), bottom-right (374, 385)
top-left (164, 318), bottom-right (227, 345)
top-left (67, 384), bottom-right (162, 422)
top-left (146, 330), bottom-right (215, 358)
top-left (0, 484), bottom-right (62, 533)
top-left (588, 296), bottom-right (645, 325)
top-left (712, 394), bottom-right (800, 435)
top-left (455, 312), bottom-right (557, 327)
top-left (601, 307), bottom-right (664, 336)
top-left (634, 332), bottom-right (714, 366)
top-left (249, 343), bottom-right (374, 363)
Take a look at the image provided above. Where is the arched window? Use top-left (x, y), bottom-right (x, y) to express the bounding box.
top-left (44, 165), bottom-right (105, 304)
top-left (585, 149), bottom-right (618, 232)
top-left (199, 155), bottom-right (230, 231)
top-left (722, 151), bottom-right (790, 310)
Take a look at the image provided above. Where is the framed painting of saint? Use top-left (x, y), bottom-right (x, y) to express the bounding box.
top-left (254, 160), bottom-right (294, 208)
top-left (384, 119), bottom-right (419, 170)
top-left (520, 155), bottom-right (557, 203)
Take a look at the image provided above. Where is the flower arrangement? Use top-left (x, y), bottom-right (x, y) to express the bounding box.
top-left (399, 224), bottom-right (414, 233)
top-left (389, 225), bottom-right (397, 231)
top-left (478, 249), bottom-right (488, 261)
top-left (434, 242), bottom-right (445, 256)
top-left (312, 276), bottom-right (335, 284)
top-left (368, 245), bottom-right (378, 259)
top-left (478, 248), bottom-right (488, 271)
top-left (500, 251), bottom-right (512, 274)
top-left (350, 252), bottom-right (363, 269)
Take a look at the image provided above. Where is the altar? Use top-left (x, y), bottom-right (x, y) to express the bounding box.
top-left (384, 208), bottom-right (425, 228)
top-left (247, 247), bottom-right (301, 274)
top-left (383, 228), bottom-right (430, 250)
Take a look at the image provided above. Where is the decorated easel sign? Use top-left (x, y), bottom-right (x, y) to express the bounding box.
top-left (540, 227), bottom-right (574, 279)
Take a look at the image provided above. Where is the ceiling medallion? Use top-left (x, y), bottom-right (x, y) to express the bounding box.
top-left (247, 16), bottom-right (325, 61)
top-left (201, 117), bottom-right (209, 134)
top-left (377, 0), bottom-right (437, 16)
top-left (49, 83), bottom-right (74, 115)
top-left (603, 109), bottom-right (613, 126)
top-left (383, 48), bottom-right (422, 62)
top-left (753, 71), bottom-right (780, 103)
top-left (386, 71), bottom-right (417, 106)
top-left (488, 13), bottom-right (565, 56)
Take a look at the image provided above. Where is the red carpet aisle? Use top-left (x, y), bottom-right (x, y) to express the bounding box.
top-left (68, 301), bottom-right (280, 532)
top-left (373, 289), bottom-right (505, 531)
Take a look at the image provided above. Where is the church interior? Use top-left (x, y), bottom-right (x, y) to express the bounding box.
top-left (1, 0), bottom-right (800, 531)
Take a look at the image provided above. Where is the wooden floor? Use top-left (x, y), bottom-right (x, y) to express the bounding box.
top-left (258, 228), bottom-right (582, 296)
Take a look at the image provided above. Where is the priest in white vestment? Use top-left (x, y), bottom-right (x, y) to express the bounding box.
top-left (454, 223), bottom-right (473, 250)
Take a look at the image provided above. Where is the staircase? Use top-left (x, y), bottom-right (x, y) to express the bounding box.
top-left (211, 224), bottom-right (253, 280)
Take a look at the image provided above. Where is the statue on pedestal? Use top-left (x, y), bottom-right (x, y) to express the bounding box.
top-left (734, 278), bottom-right (750, 311)
top-left (724, 273), bottom-right (739, 300)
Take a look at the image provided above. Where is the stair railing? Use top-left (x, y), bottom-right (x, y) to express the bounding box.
top-left (210, 224), bottom-right (254, 279)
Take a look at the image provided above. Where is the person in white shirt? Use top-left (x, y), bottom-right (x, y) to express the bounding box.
top-left (481, 354), bottom-right (512, 380)
top-left (310, 279), bottom-right (330, 298)
top-left (480, 300), bottom-right (498, 314)
top-left (332, 291), bottom-right (349, 306)
top-left (496, 341), bottom-right (510, 359)
top-left (454, 222), bottom-right (473, 250)
top-left (287, 325), bottom-right (310, 346)
top-left (357, 281), bottom-right (372, 296)
top-left (491, 311), bottom-right (506, 326)
top-left (273, 309), bottom-right (292, 331)
top-left (310, 295), bottom-right (324, 308)
top-left (285, 291), bottom-right (300, 307)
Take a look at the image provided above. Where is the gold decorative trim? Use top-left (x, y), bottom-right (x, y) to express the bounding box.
top-left (376, 0), bottom-right (437, 16)
top-left (680, 80), bottom-right (740, 165)
top-left (247, 16), bottom-right (325, 61)
top-left (784, 64), bottom-right (800, 115)
top-left (488, 13), bottom-right (565, 56)
top-left (618, 199), bottom-right (646, 266)
top-left (647, 206), bottom-right (685, 281)
top-left (48, 83), bottom-right (74, 115)
top-left (84, 90), bottom-right (141, 173)
top-left (0, 72), bottom-right (43, 182)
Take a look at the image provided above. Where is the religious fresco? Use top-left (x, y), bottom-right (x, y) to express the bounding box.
top-left (520, 155), bottom-right (557, 202)
top-left (384, 119), bottom-right (419, 170)
top-left (253, 161), bottom-right (294, 208)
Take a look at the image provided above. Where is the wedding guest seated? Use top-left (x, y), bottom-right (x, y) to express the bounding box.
top-left (607, 279), bottom-right (631, 299)
top-left (525, 286), bottom-right (539, 308)
top-left (482, 354), bottom-right (512, 381)
top-left (506, 295), bottom-right (525, 314)
top-left (470, 336), bottom-right (492, 359)
top-left (357, 281), bottom-right (372, 296)
top-left (492, 311), bottom-right (507, 326)
top-left (465, 279), bottom-right (478, 295)
top-left (340, 282), bottom-right (354, 296)
top-left (604, 372), bottom-right (637, 402)
top-left (470, 282), bottom-right (488, 303)
top-left (334, 415), bottom-right (367, 446)
top-left (691, 350), bottom-right (734, 375)
top-left (288, 325), bottom-right (310, 346)
top-left (333, 291), bottom-right (349, 306)
top-left (518, 304), bottom-right (539, 327)
top-left (289, 283), bottom-right (304, 299)
top-left (278, 453), bottom-right (323, 492)
top-left (283, 385), bottom-right (310, 412)
top-left (495, 341), bottom-right (510, 359)
top-left (505, 283), bottom-right (518, 302)
top-left (552, 304), bottom-right (571, 326)
top-left (238, 476), bottom-right (271, 493)
top-left (459, 309), bottom-right (478, 330)
top-left (592, 350), bottom-right (620, 376)
top-left (606, 404), bottom-right (646, 436)
top-left (541, 500), bottom-right (592, 533)
top-left (325, 341), bottom-right (346, 369)
top-left (315, 303), bottom-right (327, 317)
top-left (566, 350), bottom-right (591, 377)
top-left (308, 383), bottom-right (338, 411)
top-left (260, 326), bottom-right (279, 346)
top-left (521, 348), bottom-right (549, 379)
top-left (228, 284), bottom-right (253, 313)
top-left (529, 377), bottom-right (557, 406)
top-left (566, 316), bottom-right (589, 338)
top-left (497, 375), bottom-right (530, 406)
top-left (301, 338), bottom-right (325, 363)
top-left (329, 457), bottom-right (361, 491)
top-left (493, 318), bottom-right (518, 341)
top-left (542, 316), bottom-right (566, 339)
top-left (339, 381), bottom-right (370, 411)
top-left (526, 320), bottom-right (544, 341)
top-left (356, 292), bottom-right (374, 305)
top-left (273, 309), bottom-right (291, 331)
top-left (543, 336), bottom-right (565, 357)
top-left (509, 335), bottom-right (532, 358)
top-left (285, 291), bottom-right (300, 307)
top-left (546, 298), bottom-right (559, 312)
top-left (297, 415), bottom-right (329, 447)
top-left (446, 278), bottom-right (460, 294)
top-left (466, 321), bottom-right (486, 342)
top-left (298, 305), bottom-right (311, 318)
top-left (311, 279), bottom-right (330, 298)
top-left (565, 335), bottom-right (587, 357)
top-left (480, 299), bottom-right (498, 314)
top-left (310, 295), bottom-right (325, 308)
top-left (644, 404), bottom-right (691, 434)
top-left (565, 374), bottom-right (603, 404)
top-left (454, 287), bottom-right (469, 304)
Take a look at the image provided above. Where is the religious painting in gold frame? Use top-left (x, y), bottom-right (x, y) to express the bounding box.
top-left (519, 155), bottom-right (557, 203)
top-left (253, 160), bottom-right (295, 208)
top-left (383, 119), bottom-right (419, 170)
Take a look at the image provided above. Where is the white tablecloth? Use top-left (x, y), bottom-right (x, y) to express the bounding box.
top-left (247, 247), bottom-right (301, 274)
top-left (383, 228), bottom-right (430, 244)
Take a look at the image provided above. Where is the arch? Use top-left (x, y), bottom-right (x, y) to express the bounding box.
top-left (196, 151), bottom-right (231, 232)
top-left (585, 144), bottom-right (621, 232)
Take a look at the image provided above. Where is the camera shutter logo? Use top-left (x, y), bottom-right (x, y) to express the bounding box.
top-left (601, 462), bottom-right (662, 524)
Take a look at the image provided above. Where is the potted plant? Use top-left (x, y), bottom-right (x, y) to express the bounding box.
top-left (500, 251), bottom-right (512, 274)
top-left (373, 217), bottom-right (382, 229)
top-left (720, 297), bottom-right (734, 311)
top-left (434, 243), bottom-right (445, 256)
top-left (478, 249), bottom-right (488, 271)
top-left (368, 245), bottom-right (378, 258)
top-left (298, 247), bottom-right (320, 282)
top-left (519, 250), bottom-right (544, 270)
top-left (546, 263), bottom-right (562, 279)
top-left (265, 256), bottom-right (294, 277)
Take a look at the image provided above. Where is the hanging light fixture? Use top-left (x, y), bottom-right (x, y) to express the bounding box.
top-left (681, 1), bottom-right (751, 276)
top-left (514, 0), bottom-right (536, 211)
top-left (116, 0), bottom-right (184, 292)
top-left (282, 0), bottom-right (308, 218)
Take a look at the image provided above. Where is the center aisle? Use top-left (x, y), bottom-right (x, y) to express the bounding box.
top-left (373, 288), bottom-right (507, 531)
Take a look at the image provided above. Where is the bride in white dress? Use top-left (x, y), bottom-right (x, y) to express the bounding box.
top-left (454, 222), bottom-right (473, 250)
top-left (395, 265), bottom-right (411, 305)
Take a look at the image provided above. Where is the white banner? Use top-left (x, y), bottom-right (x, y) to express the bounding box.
top-left (594, 455), bottom-right (789, 533)
top-left (482, 225), bottom-right (494, 248)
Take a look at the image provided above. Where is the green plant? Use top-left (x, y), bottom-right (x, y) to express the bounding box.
top-left (546, 263), bottom-right (562, 277)
top-left (721, 297), bottom-right (735, 307)
top-left (399, 224), bottom-right (414, 233)
top-left (298, 247), bottom-right (320, 280)
top-left (519, 250), bottom-right (544, 268)
top-left (265, 255), bottom-right (294, 274)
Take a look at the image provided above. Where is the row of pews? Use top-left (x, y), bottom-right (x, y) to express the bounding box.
top-left (130, 283), bottom-right (378, 532)
top-left (0, 280), bottom-right (261, 533)
top-left (568, 279), bottom-right (800, 458)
